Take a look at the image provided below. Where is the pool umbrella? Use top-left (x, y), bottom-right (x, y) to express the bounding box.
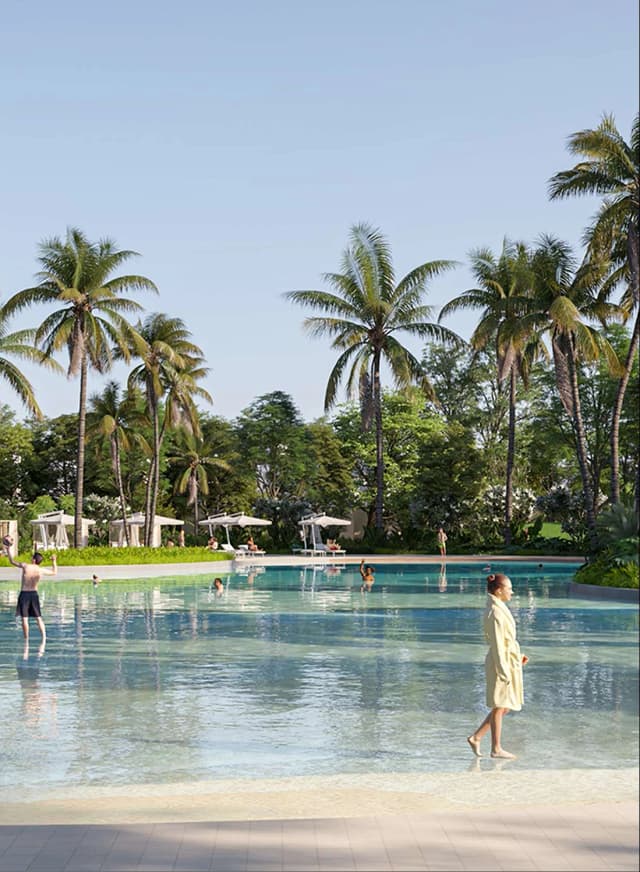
top-left (199, 512), bottom-right (271, 546)
top-left (298, 513), bottom-right (350, 550)
top-left (199, 513), bottom-right (238, 546)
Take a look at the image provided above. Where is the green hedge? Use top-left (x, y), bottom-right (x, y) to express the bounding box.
top-left (10, 546), bottom-right (232, 566)
top-left (575, 559), bottom-right (639, 589)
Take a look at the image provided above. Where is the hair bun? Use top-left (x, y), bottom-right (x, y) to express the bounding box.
top-left (487, 573), bottom-right (496, 581)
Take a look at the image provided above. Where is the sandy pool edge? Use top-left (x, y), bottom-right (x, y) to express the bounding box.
top-left (2, 768), bottom-right (637, 825)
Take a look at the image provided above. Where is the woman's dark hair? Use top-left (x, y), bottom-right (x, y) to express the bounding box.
top-left (32, 552), bottom-right (44, 565)
top-left (487, 572), bottom-right (509, 594)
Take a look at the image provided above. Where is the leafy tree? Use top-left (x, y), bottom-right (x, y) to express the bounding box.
top-left (127, 313), bottom-right (211, 545)
top-left (23, 414), bottom-right (83, 502)
top-left (440, 240), bottom-right (545, 545)
top-left (285, 222), bottom-right (459, 531)
top-left (549, 113), bottom-right (639, 503)
top-left (235, 391), bottom-right (309, 502)
top-left (4, 228), bottom-right (157, 545)
top-left (0, 308), bottom-right (62, 418)
top-left (87, 381), bottom-right (148, 545)
top-left (304, 420), bottom-right (354, 516)
top-left (168, 432), bottom-right (230, 533)
top-left (530, 236), bottom-right (621, 550)
top-left (0, 405), bottom-right (35, 506)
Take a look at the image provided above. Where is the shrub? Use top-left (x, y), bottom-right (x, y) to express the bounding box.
top-left (7, 546), bottom-right (231, 566)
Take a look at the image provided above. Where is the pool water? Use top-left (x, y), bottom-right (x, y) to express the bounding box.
top-left (0, 562), bottom-right (637, 800)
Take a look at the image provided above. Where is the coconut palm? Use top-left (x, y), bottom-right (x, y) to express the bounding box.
top-left (127, 313), bottom-right (211, 545)
top-left (4, 228), bottom-right (157, 545)
top-left (549, 114), bottom-right (639, 503)
top-left (87, 381), bottom-right (149, 545)
top-left (285, 223), bottom-right (459, 531)
top-left (0, 309), bottom-right (62, 418)
top-left (169, 433), bottom-right (230, 533)
top-left (531, 236), bottom-right (622, 551)
top-left (439, 240), bottom-right (546, 545)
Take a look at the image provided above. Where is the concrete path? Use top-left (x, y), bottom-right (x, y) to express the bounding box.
top-left (0, 801), bottom-right (636, 871)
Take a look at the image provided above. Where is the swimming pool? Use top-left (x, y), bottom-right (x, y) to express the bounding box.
top-left (0, 562), bottom-right (637, 801)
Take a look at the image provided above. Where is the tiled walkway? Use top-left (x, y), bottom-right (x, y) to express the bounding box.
top-left (0, 801), bottom-right (636, 871)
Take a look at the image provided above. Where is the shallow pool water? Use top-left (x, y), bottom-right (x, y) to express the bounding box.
top-left (0, 562), bottom-right (637, 800)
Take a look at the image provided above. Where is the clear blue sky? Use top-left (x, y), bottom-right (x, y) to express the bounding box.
top-left (1, 0), bottom-right (638, 423)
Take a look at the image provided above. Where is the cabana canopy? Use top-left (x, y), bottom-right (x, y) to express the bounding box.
top-left (298, 513), bottom-right (350, 551)
top-left (110, 512), bottom-right (184, 547)
top-left (199, 512), bottom-right (271, 546)
top-left (30, 510), bottom-right (95, 550)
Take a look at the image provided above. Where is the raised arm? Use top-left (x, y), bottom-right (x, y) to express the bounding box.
top-left (359, 559), bottom-right (366, 579)
top-left (3, 547), bottom-right (23, 569)
top-left (41, 554), bottom-right (58, 577)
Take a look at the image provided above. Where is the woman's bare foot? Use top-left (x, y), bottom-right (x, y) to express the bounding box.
top-left (491, 749), bottom-right (516, 759)
top-left (467, 736), bottom-right (483, 757)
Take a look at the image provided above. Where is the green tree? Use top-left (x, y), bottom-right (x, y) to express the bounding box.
top-left (549, 113), bottom-right (639, 503)
top-left (531, 236), bottom-right (621, 550)
top-left (0, 405), bottom-right (35, 505)
top-left (127, 313), bottom-right (211, 545)
top-left (285, 222), bottom-right (459, 531)
top-left (0, 308), bottom-right (62, 419)
top-left (440, 240), bottom-right (545, 545)
top-left (87, 381), bottom-right (148, 545)
top-left (4, 228), bottom-right (157, 545)
top-left (168, 432), bottom-right (229, 533)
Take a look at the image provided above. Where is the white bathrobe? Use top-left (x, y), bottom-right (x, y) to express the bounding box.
top-left (484, 594), bottom-right (523, 711)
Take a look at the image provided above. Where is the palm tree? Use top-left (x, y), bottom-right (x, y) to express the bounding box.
top-left (4, 228), bottom-right (157, 546)
top-left (87, 381), bottom-right (149, 545)
top-left (549, 113), bottom-right (639, 504)
top-left (285, 223), bottom-right (459, 531)
top-left (169, 433), bottom-right (230, 533)
top-left (531, 236), bottom-right (621, 551)
top-left (127, 313), bottom-right (211, 545)
top-left (0, 309), bottom-right (62, 418)
top-left (439, 240), bottom-right (545, 546)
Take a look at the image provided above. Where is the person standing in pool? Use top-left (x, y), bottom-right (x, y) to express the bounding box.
top-left (467, 573), bottom-right (528, 759)
top-left (4, 545), bottom-right (57, 642)
top-left (359, 559), bottom-right (375, 592)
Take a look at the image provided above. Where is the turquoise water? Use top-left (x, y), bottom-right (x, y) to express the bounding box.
top-left (0, 562), bottom-right (637, 799)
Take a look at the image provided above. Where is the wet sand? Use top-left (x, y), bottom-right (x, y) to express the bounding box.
top-left (3, 768), bottom-right (637, 825)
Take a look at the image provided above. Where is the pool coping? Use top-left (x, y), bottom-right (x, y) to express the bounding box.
top-left (0, 553), bottom-right (585, 582)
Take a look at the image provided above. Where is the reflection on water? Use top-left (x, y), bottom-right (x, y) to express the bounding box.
top-left (0, 562), bottom-right (637, 800)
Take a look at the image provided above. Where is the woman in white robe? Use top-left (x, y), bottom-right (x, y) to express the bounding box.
top-left (467, 573), bottom-right (528, 759)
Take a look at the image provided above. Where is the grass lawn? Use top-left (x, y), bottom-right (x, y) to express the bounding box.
top-left (539, 522), bottom-right (571, 540)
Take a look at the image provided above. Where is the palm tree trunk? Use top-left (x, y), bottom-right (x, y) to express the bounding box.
top-left (144, 391), bottom-right (159, 546)
top-left (610, 310), bottom-right (639, 504)
top-left (111, 434), bottom-right (130, 547)
top-left (373, 353), bottom-right (384, 533)
top-left (504, 367), bottom-right (517, 547)
top-left (567, 343), bottom-right (599, 551)
top-left (74, 353), bottom-right (88, 548)
top-left (149, 404), bottom-right (162, 546)
top-left (193, 477), bottom-right (199, 536)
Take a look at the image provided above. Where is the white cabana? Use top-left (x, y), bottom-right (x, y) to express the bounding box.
top-left (298, 513), bottom-right (350, 552)
top-left (199, 512), bottom-right (271, 546)
top-left (31, 510), bottom-right (95, 550)
top-left (109, 512), bottom-right (184, 547)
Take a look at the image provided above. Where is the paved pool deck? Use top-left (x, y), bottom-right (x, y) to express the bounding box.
top-left (0, 799), bottom-right (637, 871)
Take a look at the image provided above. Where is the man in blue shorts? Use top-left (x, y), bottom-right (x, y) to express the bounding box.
top-left (4, 545), bottom-right (57, 642)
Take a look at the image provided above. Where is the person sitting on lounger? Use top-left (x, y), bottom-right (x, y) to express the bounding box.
top-left (327, 539), bottom-right (341, 551)
top-left (247, 536), bottom-right (258, 552)
top-left (207, 536), bottom-right (219, 550)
